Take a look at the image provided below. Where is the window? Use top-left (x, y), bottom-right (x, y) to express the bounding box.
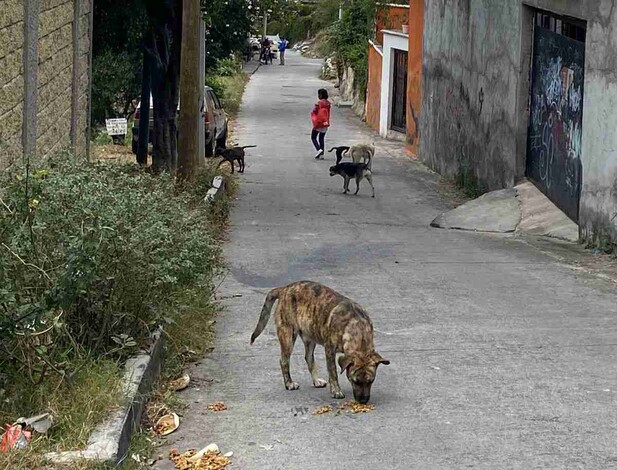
top-left (535, 10), bottom-right (586, 42)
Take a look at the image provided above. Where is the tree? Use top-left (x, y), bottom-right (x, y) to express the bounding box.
top-left (145, 0), bottom-right (183, 173)
top-left (202, 0), bottom-right (254, 70)
top-left (92, 0), bottom-right (148, 124)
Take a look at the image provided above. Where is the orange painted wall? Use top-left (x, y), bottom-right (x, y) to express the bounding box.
top-left (366, 44), bottom-right (383, 133)
top-left (376, 6), bottom-right (409, 45)
top-left (406, 0), bottom-right (424, 156)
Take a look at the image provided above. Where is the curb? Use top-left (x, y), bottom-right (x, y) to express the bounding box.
top-left (204, 175), bottom-right (225, 204)
top-left (45, 328), bottom-right (165, 465)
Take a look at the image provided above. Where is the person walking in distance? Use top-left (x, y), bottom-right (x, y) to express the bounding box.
top-left (278, 37), bottom-right (289, 65)
top-left (310, 88), bottom-right (331, 159)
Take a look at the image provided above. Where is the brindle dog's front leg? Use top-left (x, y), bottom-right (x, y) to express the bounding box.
top-left (325, 345), bottom-right (345, 399)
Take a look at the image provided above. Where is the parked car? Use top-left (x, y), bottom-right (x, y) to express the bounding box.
top-left (132, 85), bottom-right (227, 157)
top-left (265, 34), bottom-right (280, 58)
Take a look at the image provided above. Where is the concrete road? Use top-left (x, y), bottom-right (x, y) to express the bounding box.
top-left (156, 52), bottom-right (617, 469)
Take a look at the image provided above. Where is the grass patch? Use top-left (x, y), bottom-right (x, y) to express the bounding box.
top-left (0, 360), bottom-right (123, 469)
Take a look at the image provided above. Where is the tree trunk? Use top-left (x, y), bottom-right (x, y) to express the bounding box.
top-left (146, 0), bottom-right (182, 173)
top-left (178, 0), bottom-right (203, 179)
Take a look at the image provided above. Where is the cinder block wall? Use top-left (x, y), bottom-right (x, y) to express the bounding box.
top-left (0, 0), bottom-right (91, 170)
top-left (0, 0), bottom-right (26, 168)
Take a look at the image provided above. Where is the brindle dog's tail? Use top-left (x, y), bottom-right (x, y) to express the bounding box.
top-left (250, 287), bottom-right (282, 344)
top-left (241, 145), bottom-right (257, 149)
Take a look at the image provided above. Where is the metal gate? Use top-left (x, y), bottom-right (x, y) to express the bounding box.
top-left (527, 15), bottom-right (585, 222)
top-left (391, 49), bottom-right (407, 133)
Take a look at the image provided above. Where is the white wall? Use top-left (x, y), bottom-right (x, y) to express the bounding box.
top-left (380, 30), bottom-right (409, 138)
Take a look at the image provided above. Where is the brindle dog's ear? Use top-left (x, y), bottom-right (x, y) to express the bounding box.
top-left (372, 353), bottom-right (390, 366)
top-left (338, 355), bottom-right (354, 374)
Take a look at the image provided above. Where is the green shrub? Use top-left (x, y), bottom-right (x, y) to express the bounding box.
top-left (214, 57), bottom-right (241, 77)
top-left (329, 0), bottom-right (378, 95)
top-left (205, 75), bottom-right (227, 100)
top-left (0, 155), bottom-right (220, 373)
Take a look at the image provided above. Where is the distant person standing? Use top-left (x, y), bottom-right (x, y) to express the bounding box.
top-left (260, 37), bottom-right (271, 64)
top-left (310, 88), bottom-right (331, 159)
top-left (278, 37), bottom-right (289, 65)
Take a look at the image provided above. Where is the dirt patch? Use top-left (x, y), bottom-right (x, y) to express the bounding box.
top-left (94, 144), bottom-right (135, 164)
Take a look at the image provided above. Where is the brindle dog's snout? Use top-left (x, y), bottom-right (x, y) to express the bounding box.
top-left (356, 394), bottom-right (370, 405)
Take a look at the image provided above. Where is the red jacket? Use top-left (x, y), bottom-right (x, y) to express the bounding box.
top-left (311, 99), bottom-right (331, 129)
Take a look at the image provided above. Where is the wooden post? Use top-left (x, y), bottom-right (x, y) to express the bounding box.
top-left (178, 0), bottom-right (202, 179)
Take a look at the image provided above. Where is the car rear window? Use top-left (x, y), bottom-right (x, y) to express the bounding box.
top-left (208, 91), bottom-right (222, 109)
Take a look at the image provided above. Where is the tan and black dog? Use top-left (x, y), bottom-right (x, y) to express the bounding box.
top-left (349, 143), bottom-right (375, 170)
top-left (251, 281), bottom-right (389, 404)
top-left (329, 162), bottom-right (375, 197)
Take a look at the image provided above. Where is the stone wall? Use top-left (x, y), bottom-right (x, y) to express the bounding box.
top-left (420, 0), bottom-right (617, 245)
top-left (0, 0), bottom-right (91, 170)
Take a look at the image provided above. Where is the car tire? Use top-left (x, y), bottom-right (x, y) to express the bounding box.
top-left (205, 135), bottom-right (216, 157)
top-left (217, 129), bottom-right (227, 149)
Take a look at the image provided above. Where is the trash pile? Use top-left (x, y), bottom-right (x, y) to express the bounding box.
top-left (169, 444), bottom-right (232, 470)
top-left (0, 413), bottom-right (53, 451)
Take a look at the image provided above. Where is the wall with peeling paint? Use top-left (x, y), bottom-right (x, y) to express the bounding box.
top-left (420, 0), bottom-right (617, 245)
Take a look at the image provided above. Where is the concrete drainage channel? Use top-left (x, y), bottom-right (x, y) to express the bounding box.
top-left (45, 174), bottom-right (226, 466)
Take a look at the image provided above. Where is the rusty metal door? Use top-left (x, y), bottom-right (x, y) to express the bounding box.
top-left (527, 17), bottom-right (585, 222)
top-left (391, 49), bottom-right (407, 133)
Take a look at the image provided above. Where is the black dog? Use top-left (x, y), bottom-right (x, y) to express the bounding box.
top-left (216, 145), bottom-right (256, 173)
top-left (329, 162), bottom-right (375, 197)
top-left (328, 146), bottom-right (350, 165)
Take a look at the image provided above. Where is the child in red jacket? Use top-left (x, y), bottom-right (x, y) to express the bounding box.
top-left (310, 88), bottom-right (331, 159)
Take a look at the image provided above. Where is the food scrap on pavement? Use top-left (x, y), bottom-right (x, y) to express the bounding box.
top-left (169, 446), bottom-right (231, 470)
top-left (206, 401), bottom-right (228, 412)
top-left (339, 401), bottom-right (375, 413)
top-left (312, 405), bottom-right (333, 415)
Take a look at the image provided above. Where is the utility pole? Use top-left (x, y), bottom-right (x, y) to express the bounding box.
top-left (263, 11), bottom-right (268, 37)
top-left (178, 0), bottom-right (203, 179)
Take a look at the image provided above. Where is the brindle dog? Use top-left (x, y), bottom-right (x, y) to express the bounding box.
top-left (251, 281), bottom-right (389, 404)
top-left (215, 145), bottom-right (256, 173)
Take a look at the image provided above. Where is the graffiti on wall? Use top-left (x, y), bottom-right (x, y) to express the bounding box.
top-left (527, 26), bottom-right (585, 222)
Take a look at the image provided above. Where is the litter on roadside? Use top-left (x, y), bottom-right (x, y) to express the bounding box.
top-left (0, 424), bottom-right (31, 451)
top-left (0, 412), bottom-right (53, 452)
top-left (154, 413), bottom-right (180, 436)
top-left (169, 444), bottom-right (232, 470)
top-left (168, 373), bottom-right (191, 392)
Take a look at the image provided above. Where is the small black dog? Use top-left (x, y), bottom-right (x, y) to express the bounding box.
top-left (329, 162), bottom-right (375, 197)
top-left (216, 145), bottom-right (256, 173)
top-left (328, 146), bottom-right (350, 165)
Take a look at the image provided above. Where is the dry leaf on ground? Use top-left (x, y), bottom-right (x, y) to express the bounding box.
top-left (154, 413), bottom-right (180, 436)
top-left (206, 401), bottom-right (228, 412)
top-left (169, 448), bottom-right (231, 470)
top-left (312, 405), bottom-right (333, 415)
top-left (339, 401), bottom-right (375, 413)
